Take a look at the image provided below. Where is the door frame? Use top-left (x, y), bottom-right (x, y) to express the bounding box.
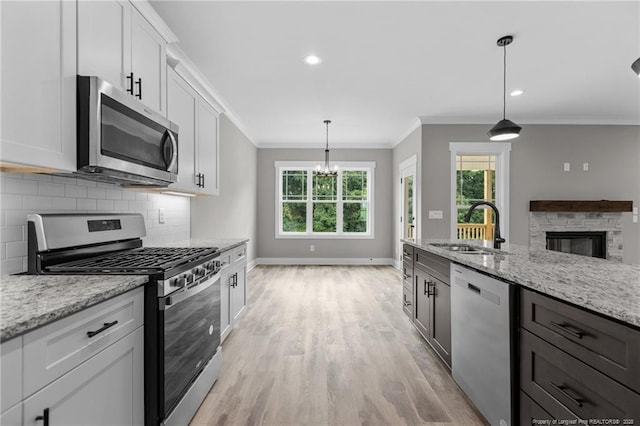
top-left (449, 142), bottom-right (511, 242)
top-left (398, 155), bottom-right (418, 265)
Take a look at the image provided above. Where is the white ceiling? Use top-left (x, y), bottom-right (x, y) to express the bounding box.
top-left (149, 1), bottom-right (640, 148)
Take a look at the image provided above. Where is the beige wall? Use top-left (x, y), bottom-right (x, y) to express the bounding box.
top-left (418, 124), bottom-right (640, 264)
top-left (191, 114), bottom-right (258, 263)
top-left (256, 148), bottom-right (393, 261)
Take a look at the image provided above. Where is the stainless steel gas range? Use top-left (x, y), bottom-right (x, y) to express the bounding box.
top-left (27, 213), bottom-right (222, 426)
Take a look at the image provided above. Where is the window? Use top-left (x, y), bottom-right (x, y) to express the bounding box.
top-left (276, 161), bottom-right (375, 238)
top-left (449, 142), bottom-right (511, 242)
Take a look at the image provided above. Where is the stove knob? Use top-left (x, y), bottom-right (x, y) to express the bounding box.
top-left (173, 276), bottom-right (187, 288)
top-left (185, 273), bottom-right (194, 284)
top-left (195, 268), bottom-right (205, 277)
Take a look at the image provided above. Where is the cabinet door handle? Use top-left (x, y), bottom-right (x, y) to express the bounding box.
top-left (135, 77), bottom-right (142, 99)
top-left (201, 173), bottom-right (205, 188)
top-left (403, 273), bottom-right (410, 280)
top-left (126, 72), bottom-right (134, 95)
top-left (550, 321), bottom-right (584, 339)
top-left (403, 297), bottom-right (412, 307)
top-left (35, 408), bottom-right (49, 426)
top-left (424, 279), bottom-right (428, 296)
top-left (549, 382), bottom-right (585, 408)
top-left (87, 320), bottom-right (118, 338)
top-left (427, 282), bottom-right (436, 297)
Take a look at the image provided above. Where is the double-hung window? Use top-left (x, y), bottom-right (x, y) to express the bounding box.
top-left (276, 161), bottom-right (375, 238)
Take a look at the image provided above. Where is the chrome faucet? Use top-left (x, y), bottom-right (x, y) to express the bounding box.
top-left (463, 200), bottom-right (506, 249)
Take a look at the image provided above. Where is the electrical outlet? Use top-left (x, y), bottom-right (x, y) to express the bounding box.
top-left (633, 207), bottom-right (638, 215)
top-left (583, 163), bottom-right (589, 171)
top-left (563, 163), bottom-right (570, 172)
top-left (158, 208), bottom-right (165, 224)
top-left (310, 245), bottom-right (315, 252)
top-left (428, 210), bottom-right (443, 219)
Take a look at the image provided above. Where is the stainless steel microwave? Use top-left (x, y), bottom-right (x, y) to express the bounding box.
top-left (76, 76), bottom-right (178, 186)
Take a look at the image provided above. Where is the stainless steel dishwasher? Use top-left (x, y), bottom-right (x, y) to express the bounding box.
top-left (451, 263), bottom-right (515, 426)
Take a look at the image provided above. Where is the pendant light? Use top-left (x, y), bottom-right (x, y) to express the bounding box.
top-left (632, 57), bottom-right (640, 77)
top-left (488, 35), bottom-right (522, 141)
top-left (316, 120), bottom-right (338, 176)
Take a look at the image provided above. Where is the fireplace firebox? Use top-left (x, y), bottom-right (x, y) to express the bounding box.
top-left (546, 231), bottom-right (607, 259)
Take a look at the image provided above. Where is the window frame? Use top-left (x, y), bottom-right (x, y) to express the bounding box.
top-left (275, 161), bottom-right (375, 239)
top-left (449, 142), bottom-right (511, 242)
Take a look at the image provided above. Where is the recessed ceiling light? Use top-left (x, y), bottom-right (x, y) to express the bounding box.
top-left (510, 89), bottom-right (524, 97)
top-left (304, 55), bottom-right (321, 65)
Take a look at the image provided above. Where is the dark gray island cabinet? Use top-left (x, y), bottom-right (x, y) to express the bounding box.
top-left (401, 242), bottom-right (640, 424)
top-left (402, 244), bottom-right (452, 368)
top-left (519, 288), bottom-right (640, 424)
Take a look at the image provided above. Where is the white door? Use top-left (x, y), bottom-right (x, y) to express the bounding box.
top-left (197, 100), bottom-right (220, 194)
top-left (131, 7), bottom-right (166, 114)
top-left (77, 0), bottom-right (132, 89)
top-left (167, 69), bottom-right (198, 191)
top-left (398, 156), bottom-right (417, 262)
top-left (23, 327), bottom-right (143, 426)
top-left (1, 0), bottom-right (76, 172)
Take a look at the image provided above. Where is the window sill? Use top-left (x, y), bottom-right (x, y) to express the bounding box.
top-left (275, 233), bottom-right (374, 240)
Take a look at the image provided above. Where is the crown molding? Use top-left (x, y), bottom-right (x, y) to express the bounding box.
top-left (419, 116), bottom-right (640, 125)
top-left (391, 118), bottom-right (422, 148)
top-left (130, 1), bottom-right (179, 43)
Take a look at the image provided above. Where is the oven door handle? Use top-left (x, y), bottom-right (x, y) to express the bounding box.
top-left (162, 272), bottom-right (220, 311)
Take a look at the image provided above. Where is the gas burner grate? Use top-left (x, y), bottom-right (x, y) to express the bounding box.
top-left (47, 247), bottom-right (218, 274)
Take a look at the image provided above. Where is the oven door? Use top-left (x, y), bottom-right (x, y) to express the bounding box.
top-left (161, 272), bottom-right (220, 418)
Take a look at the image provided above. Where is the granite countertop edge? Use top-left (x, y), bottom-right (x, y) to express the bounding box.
top-left (402, 238), bottom-right (640, 329)
top-left (0, 275), bottom-right (147, 343)
top-left (0, 239), bottom-right (250, 342)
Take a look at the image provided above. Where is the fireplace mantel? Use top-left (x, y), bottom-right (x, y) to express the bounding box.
top-left (529, 200), bottom-right (633, 213)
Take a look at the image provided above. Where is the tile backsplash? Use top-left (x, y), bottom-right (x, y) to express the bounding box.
top-left (0, 173), bottom-right (190, 275)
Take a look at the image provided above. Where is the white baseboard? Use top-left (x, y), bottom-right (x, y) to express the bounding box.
top-left (256, 257), bottom-right (396, 266)
top-left (393, 259), bottom-right (402, 270)
top-left (247, 258), bottom-right (258, 272)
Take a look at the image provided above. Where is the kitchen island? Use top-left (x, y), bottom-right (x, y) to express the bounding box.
top-left (402, 238), bottom-right (640, 424)
top-left (402, 238), bottom-right (640, 327)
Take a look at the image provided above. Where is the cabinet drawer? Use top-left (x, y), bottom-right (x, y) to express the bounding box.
top-left (23, 287), bottom-right (144, 397)
top-left (231, 245), bottom-right (247, 265)
top-left (402, 244), bottom-right (414, 263)
top-left (219, 250), bottom-right (232, 271)
top-left (402, 285), bottom-right (414, 319)
top-left (1, 337), bottom-right (22, 413)
top-left (402, 261), bottom-right (413, 290)
top-left (520, 391), bottom-right (553, 425)
top-left (415, 249), bottom-right (450, 282)
top-left (520, 329), bottom-right (640, 421)
top-left (521, 288), bottom-right (640, 393)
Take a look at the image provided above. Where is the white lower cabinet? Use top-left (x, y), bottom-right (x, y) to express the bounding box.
top-left (220, 244), bottom-right (248, 343)
top-left (23, 327), bottom-right (144, 426)
top-left (0, 287), bottom-right (144, 426)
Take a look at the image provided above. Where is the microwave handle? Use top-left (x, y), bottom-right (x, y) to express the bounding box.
top-left (163, 130), bottom-right (178, 171)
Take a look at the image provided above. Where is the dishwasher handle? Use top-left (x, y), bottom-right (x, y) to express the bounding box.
top-left (467, 283), bottom-right (481, 294)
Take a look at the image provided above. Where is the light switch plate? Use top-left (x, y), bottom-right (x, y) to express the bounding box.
top-left (429, 210), bottom-right (443, 219)
top-left (583, 163), bottom-right (589, 171)
top-left (563, 163), bottom-right (570, 172)
top-left (158, 208), bottom-right (165, 224)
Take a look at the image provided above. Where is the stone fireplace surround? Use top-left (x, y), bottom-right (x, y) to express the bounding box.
top-left (529, 211), bottom-right (623, 262)
top-left (529, 200), bottom-right (632, 263)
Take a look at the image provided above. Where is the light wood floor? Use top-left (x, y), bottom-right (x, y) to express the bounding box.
top-left (190, 265), bottom-right (488, 426)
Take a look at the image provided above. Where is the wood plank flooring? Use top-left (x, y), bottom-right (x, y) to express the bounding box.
top-left (190, 265), bottom-right (488, 426)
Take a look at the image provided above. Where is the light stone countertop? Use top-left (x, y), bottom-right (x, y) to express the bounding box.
top-left (0, 239), bottom-right (249, 342)
top-left (0, 274), bottom-right (147, 342)
top-left (402, 238), bottom-right (640, 328)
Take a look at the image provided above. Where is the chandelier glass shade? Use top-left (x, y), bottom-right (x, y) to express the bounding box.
top-left (316, 120), bottom-right (338, 176)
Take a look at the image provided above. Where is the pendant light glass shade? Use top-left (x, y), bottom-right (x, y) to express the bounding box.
top-left (488, 35), bottom-right (521, 141)
top-left (632, 57), bottom-right (640, 78)
top-left (316, 120), bottom-right (338, 176)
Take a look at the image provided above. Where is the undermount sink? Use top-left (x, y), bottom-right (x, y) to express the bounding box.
top-left (429, 243), bottom-right (494, 255)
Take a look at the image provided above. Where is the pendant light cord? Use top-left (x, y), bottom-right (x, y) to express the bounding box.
top-left (502, 44), bottom-right (507, 120)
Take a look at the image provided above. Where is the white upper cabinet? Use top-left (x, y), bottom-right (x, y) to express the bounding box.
top-left (78, 0), bottom-right (167, 115)
top-left (0, 0), bottom-right (77, 171)
top-left (77, 0), bottom-right (131, 91)
top-left (167, 68), bottom-right (198, 192)
top-left (130, 7), bottom-right (167, 115)
top-left (167, 68), bottom-right (220, 195)
top-left (197, 100), bottom-right (220, 195)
